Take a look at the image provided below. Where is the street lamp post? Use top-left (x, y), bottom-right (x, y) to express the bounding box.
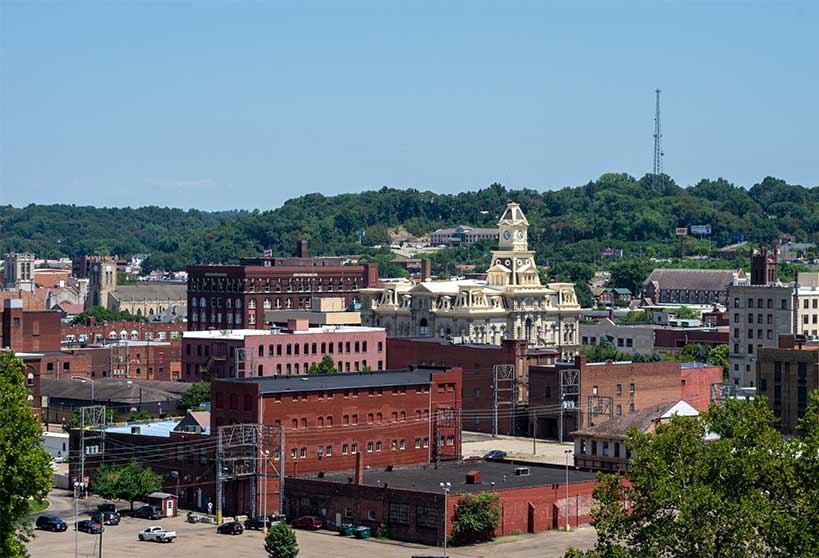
top-left (564, 448), bottom-right (573, 531)
top-left (440, 481), bottom-right (451, 558)
top-left (73, 481), bottom-right (84, 558)
top-left (262, 450), bottom-right (270, 533)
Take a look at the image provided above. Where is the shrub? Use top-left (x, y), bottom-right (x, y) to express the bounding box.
top-left (450, 493), bottom-right (501, 545)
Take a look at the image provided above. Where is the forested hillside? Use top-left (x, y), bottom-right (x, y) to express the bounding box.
top-left (2, 173), bottom-right (817, 273)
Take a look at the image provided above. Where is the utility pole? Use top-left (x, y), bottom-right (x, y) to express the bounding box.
top-left (564, 449), bottom-right (573, 531)
top-left (532, 408), bottom-right (537, 455)
top-left (652, 88), bottom-right (663, 190)
top-left (440, 482), bottom-right (451, 558)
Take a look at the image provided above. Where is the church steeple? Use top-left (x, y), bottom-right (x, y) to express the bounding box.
top-left (498, 202), bottom-right (529, 251)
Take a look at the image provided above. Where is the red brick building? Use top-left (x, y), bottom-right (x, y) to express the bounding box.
top-left (2, 299), bottom-right (62, 353)
top-left (182, 321), bottom-right (387, 381)
top-left (61, 319), bottom-right (186, 346)
top-left (286, 460), bottom-right (597, 545)
top-left (210, 366), bottom-right (462, 515)
top-left (387, 337), bottom-right (535, 435)
top-left (653, 327), bottom-right (728, 352)
top-left (529, 356), bottom-right (722, 440)
top-left (186, 245), bottom-right (379, 332)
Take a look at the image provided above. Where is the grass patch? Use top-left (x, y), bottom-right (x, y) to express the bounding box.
top-left (28, 498), bottom-right (49, 514)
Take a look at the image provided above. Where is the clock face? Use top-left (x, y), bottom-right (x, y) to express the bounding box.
top-left (503, 230), bottom-right (511, 240)
top-left (516, 229), bottom-right (525, 240)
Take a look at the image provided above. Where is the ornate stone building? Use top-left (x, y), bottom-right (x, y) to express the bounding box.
top-left (361, 203), bottom-right (581, 358)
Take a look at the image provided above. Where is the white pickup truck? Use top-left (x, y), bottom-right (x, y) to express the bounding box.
top-left (138, 526), bottom-right (176, 543)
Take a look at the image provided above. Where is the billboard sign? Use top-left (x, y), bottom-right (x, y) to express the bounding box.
top-left (690, 225), bottom-right (712, 235)
top-left (675, 227), bottom-right (688, 236)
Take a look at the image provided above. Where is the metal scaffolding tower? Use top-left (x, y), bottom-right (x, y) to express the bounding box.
top-left (492, 364), bottom-right (516, 437)
top-left (587, 395), bottom-right (614, 427)
top-left (215, 423), bottom-right (284, 524)
top-left (652, 88), bottom-right (664, 190)
top-left (434, 407), bottom-right (461, 464)
top-left (79, 406), bottom-right (107, 496)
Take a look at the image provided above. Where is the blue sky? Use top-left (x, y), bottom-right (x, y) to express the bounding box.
top-left (1, 2), bottom-right (817, 211)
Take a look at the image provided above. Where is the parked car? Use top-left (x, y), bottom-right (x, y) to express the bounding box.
top-left (36, 515), bottom-right (67, 532)
top-left (483, 450), bottom-right (507, 460)
top-left (216, 521), bottom-right (244, 535)
top-left (291, 516), bottom-right (322, 530)
top-left (90, 511), bottom-right (120, 525)
top-left (138, 526), bottom-right (176, 543)
top-left (75, 520), bottom-right (103, 534)
top-left (97, 503), bottom-right (118, 514)
top-left (132, 506), bottom-right (163, 520)
top-left (244, 515), bottom-right (285, 530)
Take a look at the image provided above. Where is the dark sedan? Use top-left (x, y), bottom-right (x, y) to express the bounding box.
top-left (90, 511), bottom-right (120, 525)
top-left (132, 506), bottom-right (163, 520)
top-left (483, 450), bottom-right (508, 460)
top-left (36, 515), bottom-right (67, 532)
top-left (216, 521), bottom-right (244, 535)
top-left (75, 520), bottom-right (103, 534)
top-left (291, 516), bottom-right (322, 530)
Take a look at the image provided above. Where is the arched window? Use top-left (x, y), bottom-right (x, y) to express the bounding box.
top-left (226, 298), bottom-right (232, 309)
top-left (191, 298), bottom-right (198, 308)
top-left (419, 318), bottom-right (429, 336)
top-left (235, 298), bottom-right (242, 309)
top-left (131, 331), bottom-right (139, 340)
top-left (119, 330), bottom-right (128, 340)
top-left (248, 298), bottom-right (257, 310)
top-left (264, 298), bottom-right (272, 310)
top-left (199, 297), bottom-right (207, 308)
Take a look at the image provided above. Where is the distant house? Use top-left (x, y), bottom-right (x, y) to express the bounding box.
top-left (571, 400), bottom-right (700, 472)
top-left (642, 269), bottom-right (743, 306)
top-left (596, 287), bottom-right (633, 306)
top-left (429, 225), bottom-right (498, 246)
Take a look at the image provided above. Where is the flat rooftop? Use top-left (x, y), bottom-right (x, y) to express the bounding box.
top-left (103, 419), bottom-right (186, 437)
top-left (219, 367), bottom-right (449, 394)
top-left (307, 460), bottom-right (595, 495)
top-left (183, 325), bottom-right (383, 340)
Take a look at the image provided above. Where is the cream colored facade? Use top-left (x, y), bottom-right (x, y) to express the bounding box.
top-left (360, 203), bottom-right (581, 357)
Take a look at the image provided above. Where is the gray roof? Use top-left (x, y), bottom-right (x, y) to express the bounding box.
top-left (644, 268), bottom-right (739, 291)
top-left (110, 283), bottom-right (186, 302)
top-left (218, 367), bottom-right (450, 395)
top-left (572, 401), bottom-right (680, 439)
top-left (307, 460), bottom-right (595, 495)
top-left (40, 378), bottom-right (189, 404)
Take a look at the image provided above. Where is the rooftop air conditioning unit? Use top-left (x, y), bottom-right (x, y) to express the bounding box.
top-left (514, 467), bottom-right (530, 476)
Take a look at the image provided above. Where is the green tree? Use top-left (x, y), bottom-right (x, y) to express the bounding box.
top-left (127, 410), bottom-right (152, 422)
top-left (264, 520), bottom-right (299, 558)
top-left (706, 344), bottom-right (729, 376)
top-left (308, 355), bottom-right (337, 375)
top-left (609, 259), bottom-right (653, 297)
top-left (450, 493), bottom-right (502, 545)
top-left (565, 395), bottom-right (819, 558)
top-left (680, 343), bottom-right (711, 363)
top-left (180, 381), bottom-right (210, 410)
top-left (0, 353), bottom-right (54, 558)
top-left (71, 305), bottom-right (147, 325)
top-left (92, 462), bottom-right (161, 511)
top-left (673, 305), bottom-right (698, 319)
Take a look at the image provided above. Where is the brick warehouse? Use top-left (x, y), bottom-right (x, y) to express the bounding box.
top-left (210, 366), bottom-right (462, 515)
top-left (286, 459), bottom-right (596, 545)
top-left (186, 243), bottom-right (379, 332)
top-left (70, 366), bottom-right (462, 518)
top-left (529, 355), bottom-right (723, 440)
top-left (182, 321), bottom-right (386, 380)
top-left (61, 319), bottom-right (186, 346)
top-left (387, 336), bottom-right (558, 435)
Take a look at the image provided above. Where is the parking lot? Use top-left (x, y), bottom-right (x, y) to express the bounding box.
top-left (28, 491), bottom-right (596, 558)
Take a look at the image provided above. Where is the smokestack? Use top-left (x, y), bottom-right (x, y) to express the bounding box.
top-left (420, 259), bottom-right (432, 282)
top-left (355, 452), bottom-right (364, 485)
top-left (297, 240), bottom-right (308, 259)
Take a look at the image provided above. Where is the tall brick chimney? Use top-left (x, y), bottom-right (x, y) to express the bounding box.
top-left (296, 240), bottom-right (308, 258)
top-left (354, 452), bottom-right (364, 485)
top-left (751, 245), bottom-right (778, 286)
top-left (420, 259), bottom-right (432, 282)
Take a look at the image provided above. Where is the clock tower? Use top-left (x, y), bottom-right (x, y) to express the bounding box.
top-left (487, 203), bottom-right (540, 288)
top-left (498, 202), bottom-right (528, 251)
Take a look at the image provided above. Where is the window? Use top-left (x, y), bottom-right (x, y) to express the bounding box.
top-left (342, 443), bottom-right (349, 455)
top-left (325, 445), bottom-right (332, 457)
top-left (367, 510), bottom-right (376, 521)
top-left (616, 404), bottom-right (622, 416)
top-left (614, 443), bottom-right (620, 458)
top-left (376, 441), bottom-right (382, 452)
top-left (591, 441), bottom-right (597, 455)
top-left (391, 439), bottom-right (397, 451)
top-left (423, 437), bottom-right (429, 448)
top-left (416, 506), bottom-right (438, 529)
top-left (389, 503), bottom-right (410, 525)
top-left (400, 439), bottom-right (406, 450)
top-left (291, 448), bottom-right (297, 459)
top-left (629, 383), bottom-right (635, 395)
top-left (415, 437), bottom-right (421, 448)
top-left (300, 447), bottom-right (307, 458)
top-left (629, 403), bottom-right (635, 412)
top-left (176, 447), bottom-right (184, 462)
top-left (351, 442), bottom-right (358, 453)
top-left (367, 441), bottom-right (373, 453)
top-left (602, 441), bottom-right (609, 457)
top-left (616, 384), bottom-right (622, 395)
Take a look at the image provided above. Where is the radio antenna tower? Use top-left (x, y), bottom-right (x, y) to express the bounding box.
top-left (652, 88), bottom-right (663, 189)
